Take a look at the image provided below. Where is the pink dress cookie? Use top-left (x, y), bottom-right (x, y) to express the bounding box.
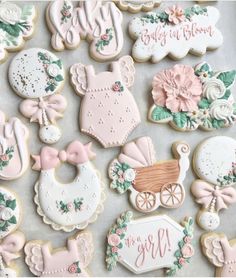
top-left (70, 56), bottom-right (141, 148)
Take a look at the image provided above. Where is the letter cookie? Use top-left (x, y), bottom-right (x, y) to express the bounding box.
top-left (47, 0), bottom-right (123, 61)
top-left (32, 140), bottom-right (105, 232)
top-left (106, 211), bottom-right (194, 275)
top-left (0, 110), bottom-right (29, 181)
top-left (115, 0), bottom-right (161, 13)
top-left (8, 48), bottom-right (67, 144)
top-left (129, 5), bottom-right (223, 62)
top-left (191, 136), bottom-right (236, 231)
top-left (109, 136), bottom-right (190, 212)
top-left (70, 56), bottom-right (141, 148)
top-left (201, 232), bottom-right (236, 277)
top-left (149, 63), bottom-right (236, 131)
top-left (25, 231), bottom-right (93, 277)
top-left (0, 231), bottom-right (25, 277)
top-left (0, 2), bottom-right (36, 63)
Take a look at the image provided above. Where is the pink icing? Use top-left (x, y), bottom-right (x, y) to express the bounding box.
top-left (152, 64), bottom-right (202, 112)
top-left (165, 5), bottom-right (185, 25)
top-left (108, 234), bottom-right (120, 247)
top-left (181, 243), bottom-right (194, 258)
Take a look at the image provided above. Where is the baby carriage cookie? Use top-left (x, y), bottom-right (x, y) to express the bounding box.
top-left (47, 0), bottom-right (123, 61)
top-left (129, 5), bottom-right (223, 63)
top-left (8, 48), bottom-right (67, 144)
top-left (0, 110), bottom-right (29, 181)
top-left (70, 56), bottom-right (141, 148)
top-left (109, 136), bottom-right (190, 212)
top-left (149, 63), bottom-right (236, 131)
top-left (32, 140), bottom-right (105, 232)
top-left (106, 211), bottom-right (194, 276)
top-left (191, 136), bottom-right (236, 231)
top-left (25, 231), bottom-right (93, 277)
top-left (0, 2), bottom-right (36, 63)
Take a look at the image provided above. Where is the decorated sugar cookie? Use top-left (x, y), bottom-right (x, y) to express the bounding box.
top-left (70, 56), bottom-right (141, 148)
top-left (115, 0), bottom-right (161, 13)
top-left (201, 232), bottom-right (236, 277)
top-left (0, 187), bottom-right (21, 239)
top-left (0, 231), bottom-right (25, 277)
top-left (25, 231), bottom-right (93, 277)
top-left (149, 63), bottom-right (236, 131)
top-left (0, 110), bottom-right (29, 181)
top-left (106, 211), bottom-right (194, 276)
top-left (129, 5), bottom-right (223, 62)
top-left (9, 48), bottom-right (67, 144)
top-left (0, 2), bottom-right (36, 63)
top-left (191, 136), bottom-right (236, 231)
top-left (32, 140), bottom-right (105, 232)
top-left (47, 0), bottom-right (123, 61)
top-left (109, 137), bottom-right (190, 212)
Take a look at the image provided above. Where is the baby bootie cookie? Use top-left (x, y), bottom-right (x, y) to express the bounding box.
top-left (9, 48), bottom-right (67, 144)
top-left (32, 140), bottom-right (105, 232)
top-left (70, 56), bottom-right (141, 148)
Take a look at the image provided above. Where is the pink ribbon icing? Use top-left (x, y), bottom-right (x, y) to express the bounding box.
top-left (32, 141), bottom-right (96, 170)
top-left (19, 95), bottom-right (67, 124)
top-left (192, 180), bottom-right (236, 212)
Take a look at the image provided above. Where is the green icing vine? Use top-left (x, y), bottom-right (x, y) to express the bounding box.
top-left (60, 1), bottom-right (72, 24)
top-left (0, 192), bottom-right (17, 232)
top-left (56, 197), bottom-right (84, 214)
top-left (95, 28), bottom-right (113, 52)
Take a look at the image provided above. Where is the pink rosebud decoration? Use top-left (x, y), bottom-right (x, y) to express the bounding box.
top-left (0, 155), bottom-right (8, 161)
top-left (152, 65), bottom-right (202, 113)
top-left (112, 246), bottom-right (118, 253)
top-left (179, 257), bottom-right (186, 265)
top-left (116, 229), bottom-right (123, 235)
top-left (184, 236), bottom-right (191, 244)
top-left (68, 264), bottom-right (77, 273)
top-left (67, 202), bottom-right (74, 211)
top-left (112, 84), bottom-right (120, 92)
top-left (101, 34), bottom-right (109, 41)
top-left (108, 234), bottom-right (121, 247)
top-left (165, 5), bottom-right (185, 25)
top-left (181, 243), bottom-right (194, 258)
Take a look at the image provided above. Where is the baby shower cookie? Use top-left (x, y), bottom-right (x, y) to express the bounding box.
top-left (70, 56), bottom-right (141, 148)
top-left (0, 2), bottom-right (36, 63)
top-left (115, 0), bottom-right (161, 13)
top-left (9, 48), bottom-right (67, 144)
top-left (32, 140), bottom-right (105, 232)
top-left (25, 231), bottom-right (93, 277)
top-left (0, 110), bottom-right (29, 181)
top-left (201, 232), bottom-right (236, 277)
top-left (149, 63), bottom-right (236, 131)
top-left (0, 187), bottom-right (21, 239)
top-left (106, 211), bottom-right (194, 276)
top-left (47, 0), bottom-right (123, 61)
top-left (0, 231), bottom-right (25, 277)
top-left (109, 136), bottom-right (190, 212)
top-left (129, 5), bottom-right (223, 62)
top-left (191, 136), bottom-right (236, 231)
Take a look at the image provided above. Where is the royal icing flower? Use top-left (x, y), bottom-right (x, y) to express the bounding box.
top-left (0, 154), bottom-right (8, 161)
top-left (0, 2), bottom-right (22, 25)
top-left (165, 5), bottom-right (185, 25)
top-left (68, 263), bottom-right (77, 273)
top-left (66, 202), bottom-right (74, 211)
top-left (0, 207), bottom-right (13, 221)
top-left (111, 246), bottom-right (118, 253)
top-left (112, 81), bottom-right (124, 92)
top-left (181, 244), bottom-right (194, 258)
top-left (116, 229), bottom-right (123, 235)
top-left (101, 34), bottom-right (109, 41)
top-left (152, 65), bottom-right (202, 113)
top-left (123, 168), bottom-right (136, 182)
top-left (108, 233), bottom-right (121, 247)
top-left (47, 64), bottom-right (61, 78)
top-left (184, 236), bottom-right (192, 244)
top-left (210, 99), bottom-right (234, 122)
top-left (203, 78), bottom-right (226, 101)
top-left (178, 257), bottom-right (186, 265)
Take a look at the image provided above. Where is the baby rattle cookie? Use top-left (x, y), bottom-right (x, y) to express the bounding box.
top-left (0, 110), bottom-right (29, 181)
top-left (0, 1), bottom-right (36, 63)
top-left (106, 211), bottom-right (194, 276)
top-left (8, 48), bottom-right (67, 144)
top-left (191, 136), bottom-right (236, 231)
top-left (115, 0), bottom-right (161, 13)
top-left (129, 5), bottom-right (223, 63)
top-left (70, 56), bottom-right (140, 148)
top-left (32, 140), bottom-right (105, 232)
top-left (0, 231), bottom-right (25, 277)
top-left (25, 231), bottom-right (93, 277)
top-left (109, 136), bottom-right (190, 212)
top-left (201, 232), bottom-right (236, 277)
top-left (149, 63), bottom-right (236, 131)
top-left (0, 187), bottom-right (21, 239)
top-left (47, 0), bottom-right (123, 61)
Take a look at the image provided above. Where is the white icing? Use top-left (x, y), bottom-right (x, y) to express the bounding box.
top-left (198, 211), bottom-right (220, 231)
top-left (39, 125), bottom-right (61, 144)
top-left (210, 99), bottom-right (234, 122)
top-left (0, 268), bottom-right (17, 277)
top-left (124, 168), bottom-right (136, 182)
top-left (203, 78), bottom-right (226, 101)
top-left (47, 64), bottom-right (61, 78)
top-left (193, 136), bottom-right (236, 185)
top-left (0, 2), bottom-right (21, 24)
top-left (0, 207), bottom-right (13, 221)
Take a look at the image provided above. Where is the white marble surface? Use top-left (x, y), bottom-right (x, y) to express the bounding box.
top-left (0, 1), bottom-right (236, 277)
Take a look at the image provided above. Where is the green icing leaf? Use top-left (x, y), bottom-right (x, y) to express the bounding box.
top-left (220, 89), bottom-right (231, 100)
top-left (55, 74), bottom-right (64, 82)
top-left (6, 199), bottom-right (16, 210)
top-left (217, 70), bottom-right (236, 88)
top-left (8, 216), bottom-right (16, 224)
top-left (173, 113), bottom-right (187, 129)
top-left (198, 98), bottom-right (210, 109)
top-left (200, 63), bottom-right (211, 72)
top-left (151, 106), bottom-right (172, 122)
top-left (212, 119), bottom-right (225, 129)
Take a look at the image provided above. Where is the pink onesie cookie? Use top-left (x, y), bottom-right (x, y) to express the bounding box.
top-left (70, 56), bottom-right (141, 148)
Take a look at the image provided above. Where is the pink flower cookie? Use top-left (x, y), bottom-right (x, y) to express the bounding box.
top-left (32, 140), bottom-right (105, 232)
top-left (46, 0), bottom-right (123, 61)
top-left (129, 5), bottom-right (223, 63)
top-left (25, 232), bottom-right (93, 277)
top-left (106, 211), bottom-right (194, 276)
top-left (149, 62), bottom-right (236, 131)
top-left (70, 56), bottom-right (141, 148)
